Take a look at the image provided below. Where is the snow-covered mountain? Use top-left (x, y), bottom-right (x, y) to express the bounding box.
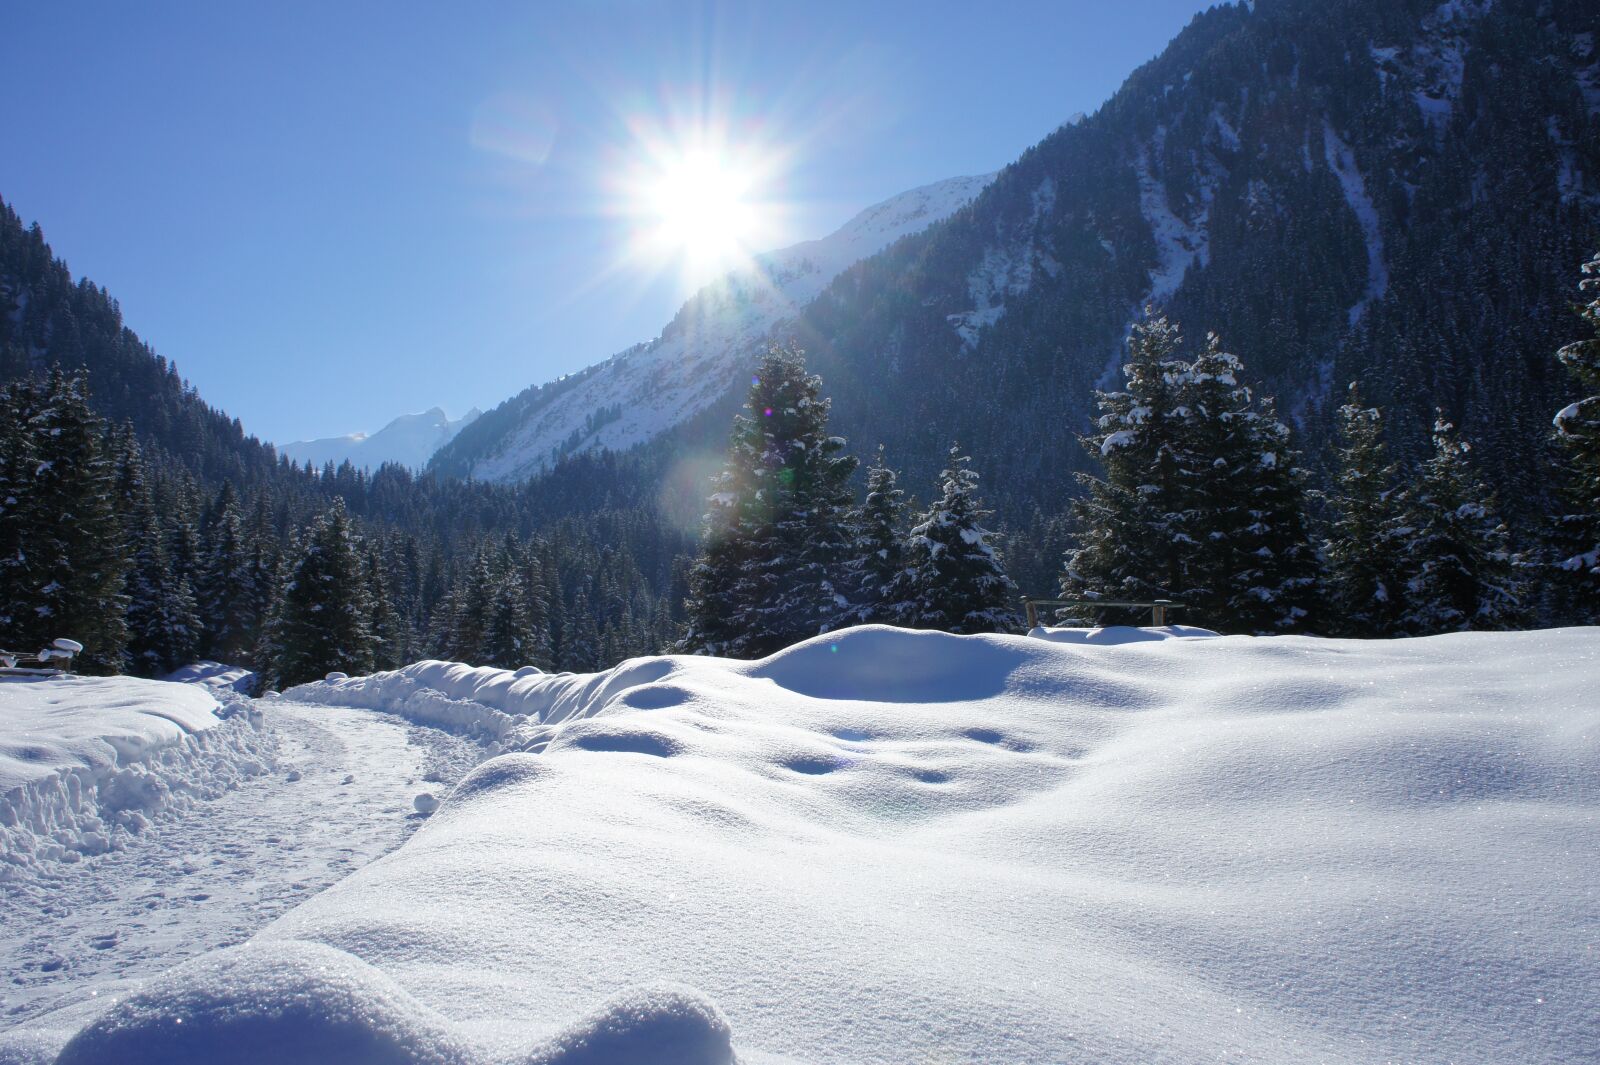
top-left (429, 173), bottom-right (994, 482)
top-left (280, 406), bottom-right (481, 471)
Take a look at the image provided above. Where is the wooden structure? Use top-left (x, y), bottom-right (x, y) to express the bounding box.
top-left (1020, 597), bottom-right (1184, 630)
top-left (0, 638), bottom-right (83, 677)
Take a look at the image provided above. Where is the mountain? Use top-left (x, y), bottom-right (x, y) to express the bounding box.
top-left (764, 0), bottom-right (1600, 523)
top-left (280, 407), bottom-right (481, 471)
top-left (450, 0), bottom-right (1597, 552)
top-left (429, 173), bottom-right (994, 481)
top-left (0, 197), bottom-right (282, 485)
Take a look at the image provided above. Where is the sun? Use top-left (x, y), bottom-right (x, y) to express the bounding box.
top-left (643, 148), bottom-right (759, 275)
top-left (615, 120), bottom-right (786, 288)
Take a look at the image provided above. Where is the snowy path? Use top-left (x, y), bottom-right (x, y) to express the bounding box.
top-left (0, 699), bottom-right (486, 1028)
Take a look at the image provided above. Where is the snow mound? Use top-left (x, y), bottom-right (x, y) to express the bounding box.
top-left (163, 661), bottom-right (259, 696)
top-left (45, 939), bottom-right (731, 1065)
top-left (529, 985), bottom-right (733, 1065)
top-left (0, 677), bottom-right (272, 874)
top-left (52, 940), bottom-right (474, 1065)
top-left (20, 627), bottom-right (1598, 1063)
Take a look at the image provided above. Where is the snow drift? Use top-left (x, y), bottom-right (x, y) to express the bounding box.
top-left (7, 626), bottom-right (1598, 1063)
top-left (0, 676), bottom-right (270, 875)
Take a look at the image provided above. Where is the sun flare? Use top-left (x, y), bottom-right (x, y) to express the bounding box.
top-left (616, 119), bottom-right (786, 287)
top-left (643, 149), bottom-right (759, 273)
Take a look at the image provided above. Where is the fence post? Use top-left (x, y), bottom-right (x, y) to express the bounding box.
top-left (1151, 600), bottom-right (1168, 626)
top-left (1023, 598), bottom-right (1039, 630)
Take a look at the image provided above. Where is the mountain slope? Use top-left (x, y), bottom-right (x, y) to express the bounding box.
top-left (778, 0), bottom-right (1600, 520)
top-left (430, 173), bottom-right (993, 481)
top-left (280, 406), bottom-right (481, 471)
top-left (0, 198), bottom-right (282, 485)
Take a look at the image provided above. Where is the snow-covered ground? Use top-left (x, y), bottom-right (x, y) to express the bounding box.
top-left (4, 625), bottom-right (1595, 1064)
top-left (0, 676), bottom-right (267, 873)
top-left (0, 679), bottom-right (487, 1050)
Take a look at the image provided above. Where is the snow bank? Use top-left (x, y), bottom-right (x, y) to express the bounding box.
top-left (12, 626), bottom-right (1599, 1063)
top-left (162, 661), bottom-right (258, 697)
top-left (282, 657), bottom-right (688, 752)
top-left (0, 676), bottom-right (270, 875)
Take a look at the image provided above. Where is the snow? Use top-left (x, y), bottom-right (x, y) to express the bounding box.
top-left (463, 174), bottom-right (994, 482)
top-left (1099, 428), bottom-right (1137, 455)
top-left (7, 625), bottom-right (1596, 1063)
top-left (161, 661), bottom-right (258, 697)
top-left (1027, 624), bottom-right (1220, 643)
top-left (1323, 121), bottom-right (1389, 326)
top-left (279, 406), bottom-right (482, 472)
top-left (0, 676), bottom-right (274, 875)
top-left (1135, 139), bottom-right (1210, 301)
top-left (0, 697), bottom-right (485, 1029)
top-left (1369, 0), bottom-right (1491, 132)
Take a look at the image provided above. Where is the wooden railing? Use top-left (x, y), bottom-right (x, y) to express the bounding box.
top-left (1019, 598), bottom-right (1185, 629)
top-left (0, 638), bottom-right (83, 676)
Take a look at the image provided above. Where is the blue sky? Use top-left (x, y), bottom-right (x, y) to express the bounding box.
top-left (4, 1), bottom-right (1212, 445)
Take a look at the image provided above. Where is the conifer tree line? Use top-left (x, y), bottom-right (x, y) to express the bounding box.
top-left (679, 344), bottom-right (1021, 658)
top-left (0, 369), bottom-right (693, 687)
top-left (1059, 251), bottom-right (1600, 634)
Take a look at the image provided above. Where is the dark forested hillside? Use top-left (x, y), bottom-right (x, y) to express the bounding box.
top-left (0, 201), bottom-right (694, 678)
top-left (0, 198), bottom-right (284, 486)
top-left (784, 0), bottom-right (1600, 522)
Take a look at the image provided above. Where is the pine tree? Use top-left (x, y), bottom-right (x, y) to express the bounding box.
top-left (261, 498), bottom-right (375, 688)
top-left (902, 445), bottom-right (1023, 634)
top-left (561, 587), bottom-right (602, 672)
top-left (117, 435), bottom-right (201, 675)
top-left (1170, 334), bottom-right (1318, 633)
top-left (680, 344), bottom-right (858, 657)
top-left (1552, 251), bottom-right (1600, 619)
top-left (1062, 313), bottom-right (1194, 621)
top-left (0, 371), bottom-right (129, 671)
top-left (1398, 417), bottom-right (1527, 634)
top-left (196, 484), bottom-right (259, 664)
top-left (482, 573), bottom-right (536, 669)
top-left (1324, 384), bottom-right (1409, 636)
top-left (365, 547), bottom-right (403, 671)
top-left (843, 446), bottom-right (911, 625)
top-left (446, 550), bottom-right (499, 663)
top-left (0, 384), bottom-right (40, 645)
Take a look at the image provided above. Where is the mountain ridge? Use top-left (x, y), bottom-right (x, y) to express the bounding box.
top-left (429, 172), bottom-right (994, 481)
top-left (280, 406), bottom-right (481, 471)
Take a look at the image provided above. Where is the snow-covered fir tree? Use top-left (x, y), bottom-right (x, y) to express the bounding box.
top-left (116, 433), bottom-right (201, 675)
top-left (1323, 385), bottom-right (1409, 636)
top-left (445, 550), bottom-right (499, 664)
top-left (561, 587), bottom-right (603, 672)
top-left (680, 343), bottom-right (858, 657)
top-left (1170, 334), bottom-right (1318, 634)
top-left (901, 445), bottom-right (1022, 634)
top-left (0, 371), bottom-right (129, 671)
top-left (0, 384), bottom-right (39, 643)
top-left (195, 483), bottom-right (259, 664)
top-left (260, 498), bottom-right (375, 688)
top-left (1062, 313), bottom-right (1191, 619)
top-left (1552, 251), bottom-right (1600, 619)
top-left (1397, 417), bottom-right (1526, 634)
top-left (843, 445), bottom-right (912, 625)
top-left (365, 547), bottom-right (404, 671)
top-left (483, 573), bottom-right (537, 669)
